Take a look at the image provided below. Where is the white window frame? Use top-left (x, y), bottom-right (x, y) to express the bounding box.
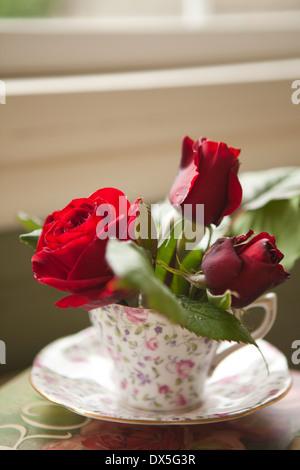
top-left (1, 11), bottom-right (300, 77)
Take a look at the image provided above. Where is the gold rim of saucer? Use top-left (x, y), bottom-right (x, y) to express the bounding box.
top-left (29, 328), bottom-right (293, 426)
top-left (29, 374), bottom-right (292, 425)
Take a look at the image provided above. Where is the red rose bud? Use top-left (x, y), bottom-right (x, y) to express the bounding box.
top-left (201, 230), bottom-right (290, 308)
top-left (32, 188), bottom-right (140, 310)
top-left (169, 136), bottom-right (243, 226)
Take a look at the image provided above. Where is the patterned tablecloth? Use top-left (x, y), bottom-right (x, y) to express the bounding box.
top-left (0, 369), bottom-right (299, 450)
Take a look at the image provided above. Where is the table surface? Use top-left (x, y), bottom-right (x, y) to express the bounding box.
top-left (0, 368), bottom-right (299, 450)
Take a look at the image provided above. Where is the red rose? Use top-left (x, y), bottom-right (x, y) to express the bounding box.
top-left (169, 136), bottom-right (242, 226)
top-left (201, 230), bottom-right (290, 308)
top-left (32, 188), bottom-right (139, 310)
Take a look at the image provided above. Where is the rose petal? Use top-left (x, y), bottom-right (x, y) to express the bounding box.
top-left (90, 187), bottom-right (130, 216)
top-left (222, 164), bottom-right (243, 217)
top-left (67, 236), bottom-right (111, 281)
top-left (230, 255), bottom-right (290, 308)
top-left (32, 249), bottom-right (70, 280)
top-left (34, 274), bottom-right (113, 294)
top-left (201, 238), bottom-right (243, 292)
top-left (55, 288), bottom-right (126, 310)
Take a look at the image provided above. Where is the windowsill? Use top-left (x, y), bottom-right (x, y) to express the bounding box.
top-left (5, 58), bottom-right (300, 97)
top-left (1, 58), bottom-right (299, 231)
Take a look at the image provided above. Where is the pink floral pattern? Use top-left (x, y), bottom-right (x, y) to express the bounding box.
top-left (30, 326), bottom-right (292, 424)
top-left (37, 371), bottom-right (300, 450)
top-left (175, 360), bottom-right (195, 378)
top-left (89, 304), bottom-right (219, 411)
top-left (1, 351), bottom-right (297, 451)
top-left (158, 385), bottom-right (170, 394)
top-left (123, 307), bottom-right (148, 325)
top-left (145, 337), bottom-right (159, 351)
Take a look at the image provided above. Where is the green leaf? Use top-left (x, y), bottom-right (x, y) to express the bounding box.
top-left (171, 248), bottom-right (203, 295)
top-left (16, 211), bottom-right (43, 232)
top-left (239, 167), bottom-right (300, 211)
top-left (134, 201), bottom-right (158, 261)
top-left (134, 325), bottom-right (143, 335)
top-left (106, 239), bottom-right (189, 327)
top-left (115, 326), bottom-right (122, 337)
top-left (150, 198), bottom-right (181, 245)
top-left (155, 258), bottom-right (206, 292)
top-left (230, 196), bottom-right (300, 271)
top-left (178, 296), bottom-right (257, 346)
top-left (207, 289), bottom-right (234, 310)
top-left (154, 219), bottom-right (184, 283)
top-left (152, 200), bottom-right (205, 288)
top-left (19, 229), bottom-right (42, 250)
top-left (154, 401), bottom-right (163, 408)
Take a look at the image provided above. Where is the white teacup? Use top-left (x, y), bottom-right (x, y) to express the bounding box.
top-left (89, 292), bottom-right (276, 412)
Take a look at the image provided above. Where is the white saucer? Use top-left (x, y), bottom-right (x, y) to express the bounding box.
top-left (30, 327), bottom-right (292, 425)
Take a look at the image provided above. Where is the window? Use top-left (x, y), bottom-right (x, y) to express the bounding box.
top-left (1, 0), bottom-right (300, 18)
top-left (1, 1), bottom-right (300, 76)
top-left (1, 1), bottom-right (300, 230)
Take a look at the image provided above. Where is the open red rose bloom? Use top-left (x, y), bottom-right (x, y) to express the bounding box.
top-left (32, 188), bottom-right (140, 310)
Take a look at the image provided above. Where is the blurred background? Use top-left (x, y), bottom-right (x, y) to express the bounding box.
top-left (0, 0), bottom-right (300, 382)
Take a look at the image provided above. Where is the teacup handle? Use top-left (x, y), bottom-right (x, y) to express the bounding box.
top-left (208, 292), bottom-right (277, 376)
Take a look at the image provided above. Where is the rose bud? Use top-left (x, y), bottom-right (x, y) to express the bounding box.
top-left (169, 136), bottom-right (243, 226)
top-left (201, 230), bottom-right (290, 308)
top-left (32, 188), bottom-right (140, 310)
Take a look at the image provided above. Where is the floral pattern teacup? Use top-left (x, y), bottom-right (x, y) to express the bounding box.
top-left (89, 293), bottom-right (276, 412)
